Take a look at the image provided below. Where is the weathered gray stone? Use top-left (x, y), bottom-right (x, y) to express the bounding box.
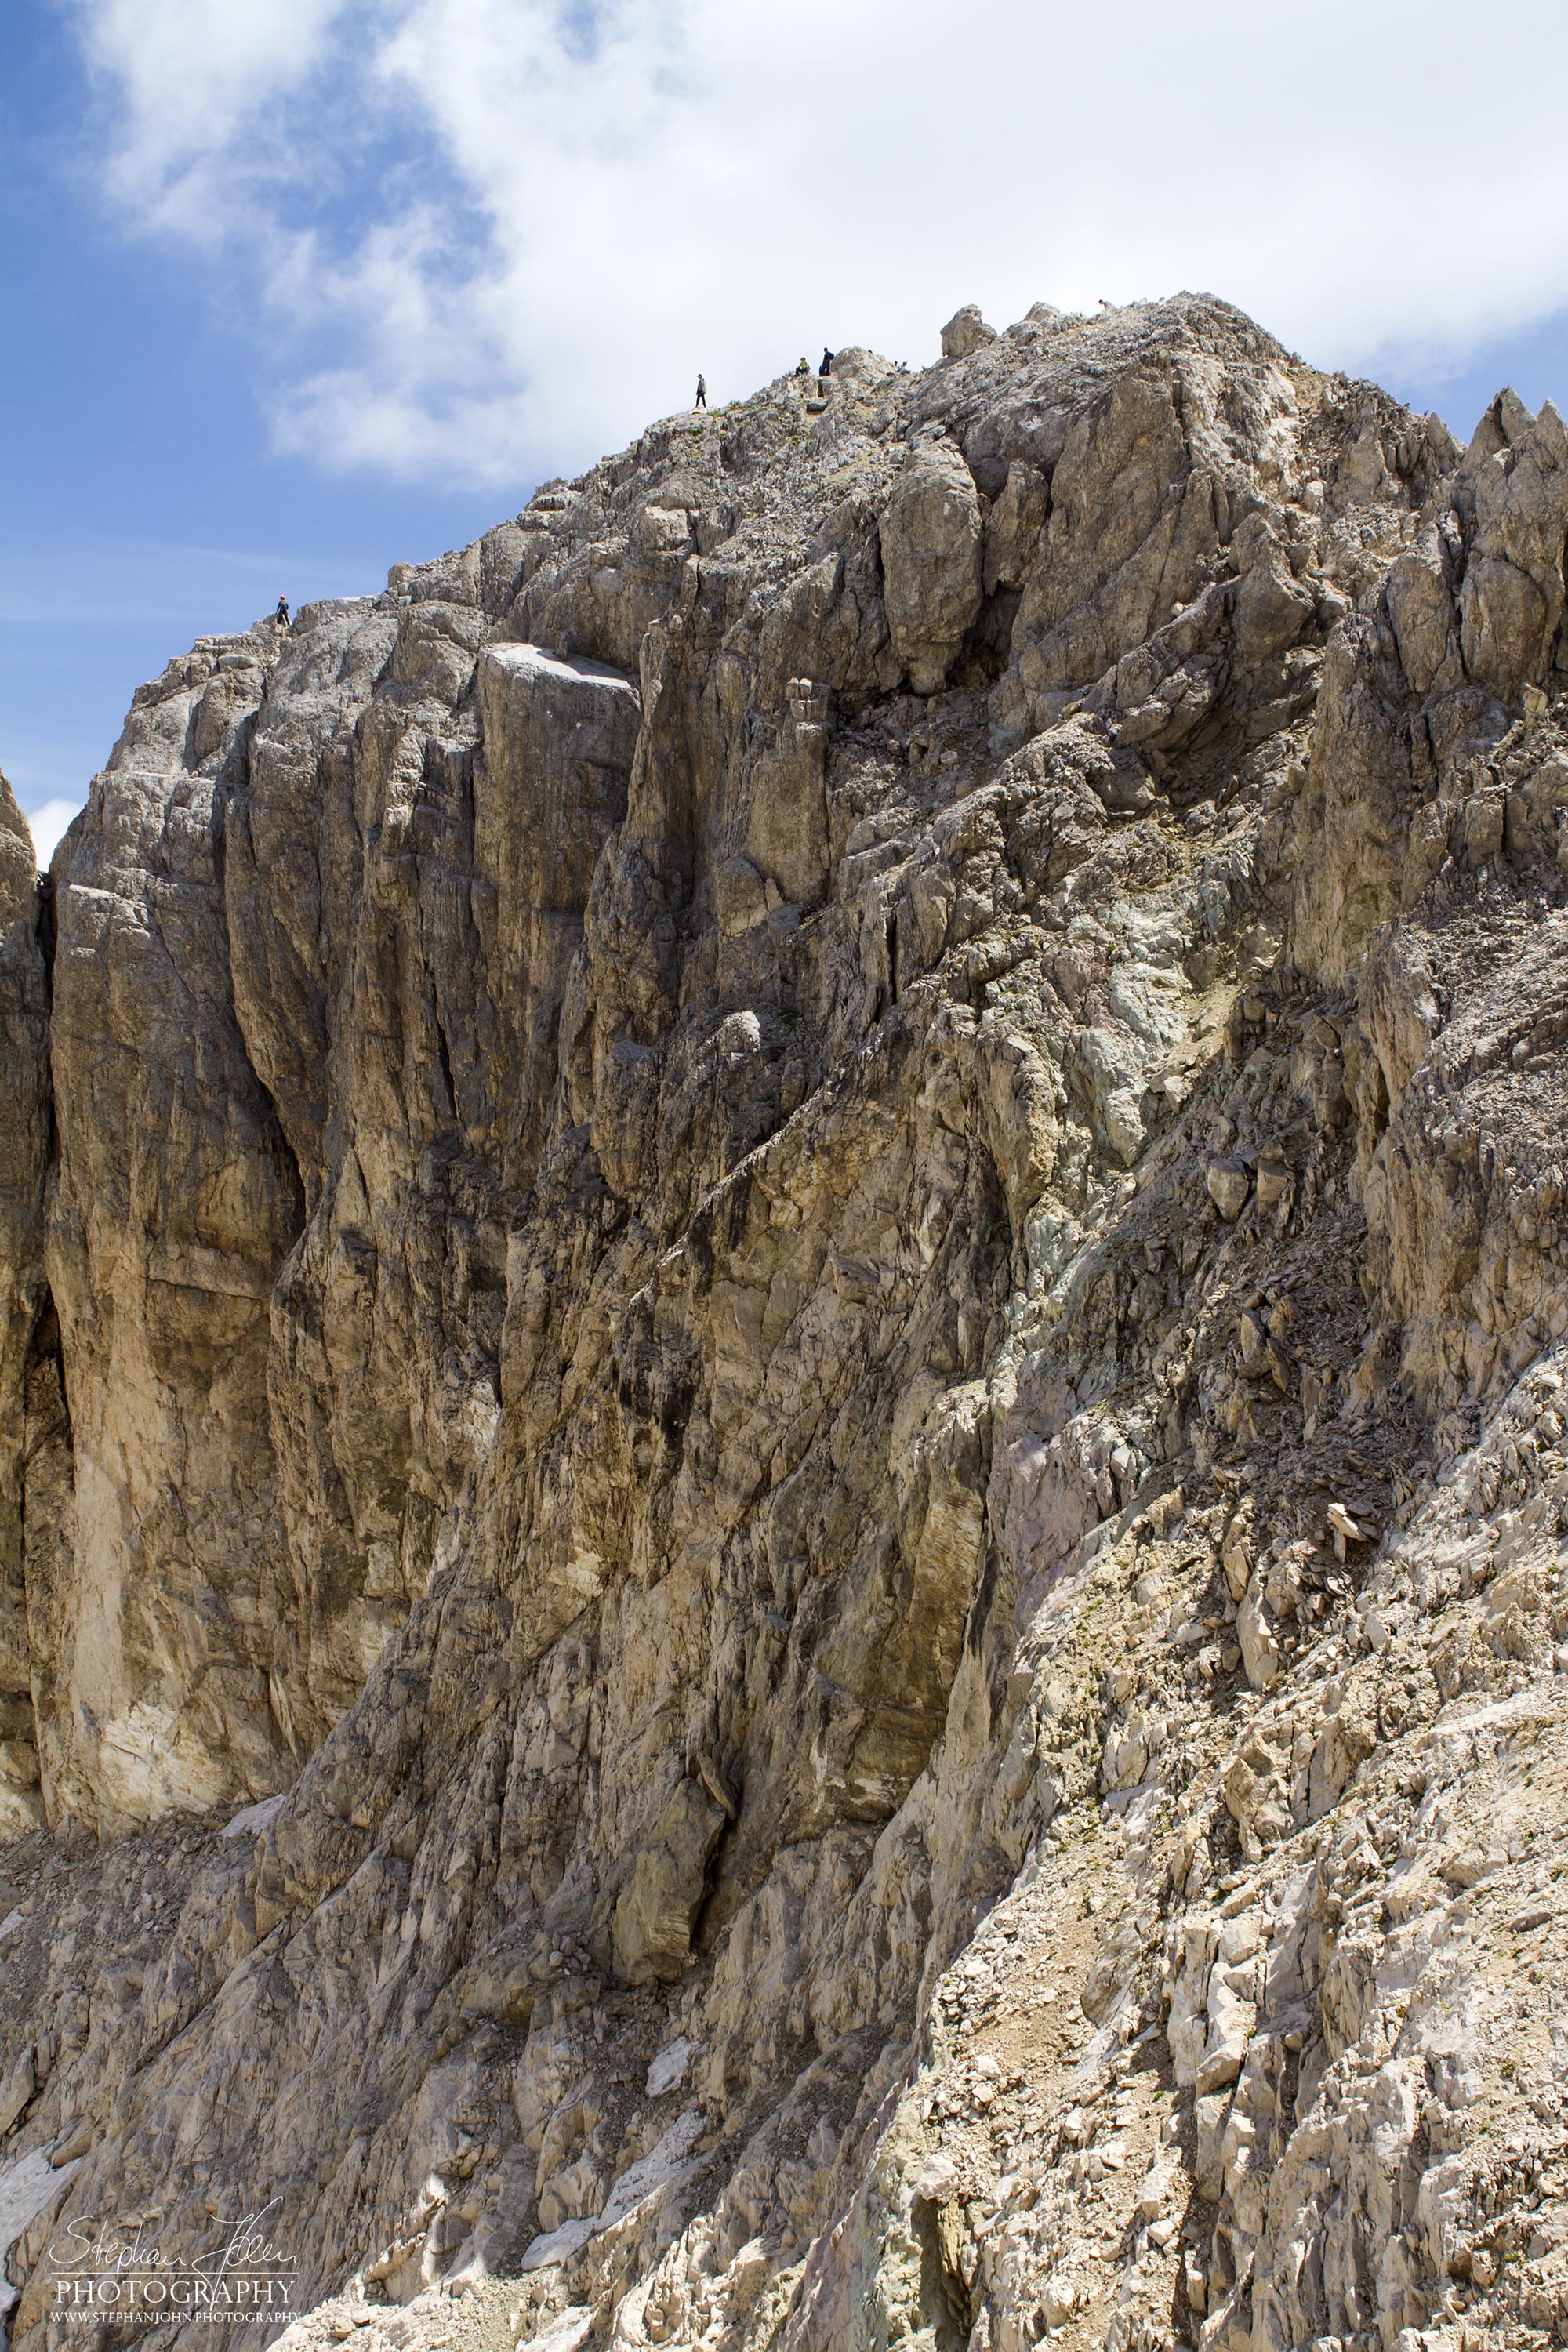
top-left (610, 1779), bottom-right (728, 1986)
top-left (939, 303), bottom-right (997, 359)
top-left (879, 431), bottom-right (984, 691)
top-left (2, 296), bottom-right (1566, 2352)
top-left (1207, 1158), bottom-right (1252, 1220)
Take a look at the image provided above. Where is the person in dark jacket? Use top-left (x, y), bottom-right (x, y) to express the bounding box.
top-left (819, 347), bottom-right (834, 377)
top-left (695, 374), bottom-right (707, 408)
top-left (274, 595), bottom-right (291, 627)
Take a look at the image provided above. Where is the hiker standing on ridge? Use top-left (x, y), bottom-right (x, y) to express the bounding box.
top-left (274, 594), bottom-right (291, 628)
top-left (819, 347), bottom-right (834, 377)
top-left (695, 373), bottom-right (707, 409)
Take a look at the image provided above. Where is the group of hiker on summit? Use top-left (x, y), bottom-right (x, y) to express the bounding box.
top-left (694, 348), bottom-right (833, 409)
top-left (275, 350), bottom-right (837, 622)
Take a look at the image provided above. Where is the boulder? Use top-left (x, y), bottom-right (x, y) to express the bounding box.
top-left (1207, 1159), bottom-right (1252, 1220)
top-left (939, 304), bottom-right (997, 359)
top-left (610, 1778), bottom-right (728, 1986)
top-left (879, 434), bottom-right (984, 691)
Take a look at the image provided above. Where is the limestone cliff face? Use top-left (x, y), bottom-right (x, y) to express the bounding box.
top-left (0, 769), bottom-right (49, 1841)
top-left (5, 296), bottom-right (1568, 2352)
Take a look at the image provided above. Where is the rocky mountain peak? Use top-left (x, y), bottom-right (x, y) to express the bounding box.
top-left (2, 295), bottom-right (1568, 2352)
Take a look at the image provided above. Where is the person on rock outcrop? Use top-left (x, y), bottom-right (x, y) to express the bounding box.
top-left (274, 595), bottom-right (290, 627)
top-left (694, 373), bottom-right (707, 409)
top-left (794, 356), bottom-right (810, 377)
top-left (819, 347), bottom-right (834, 377)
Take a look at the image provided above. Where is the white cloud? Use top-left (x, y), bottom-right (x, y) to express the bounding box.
top-left (73, 0), bottom-right (1568, 488)
top-left (23, 797), bottom-right (85, 869)
top-left (75, 0), bottom-right (347, 238)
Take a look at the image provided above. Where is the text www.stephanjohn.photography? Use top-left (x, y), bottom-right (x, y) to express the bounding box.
top-left (45, 2205), bottom-right (299, 2329)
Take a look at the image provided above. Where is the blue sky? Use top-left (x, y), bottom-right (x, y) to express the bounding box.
top-left (1, 6), bottom-right (503, 854)
top-left (5, 0), bottom-right (1568, 866)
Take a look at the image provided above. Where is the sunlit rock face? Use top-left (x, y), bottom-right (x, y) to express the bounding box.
top-left (6, 295), bottom-right (1568, 2352)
